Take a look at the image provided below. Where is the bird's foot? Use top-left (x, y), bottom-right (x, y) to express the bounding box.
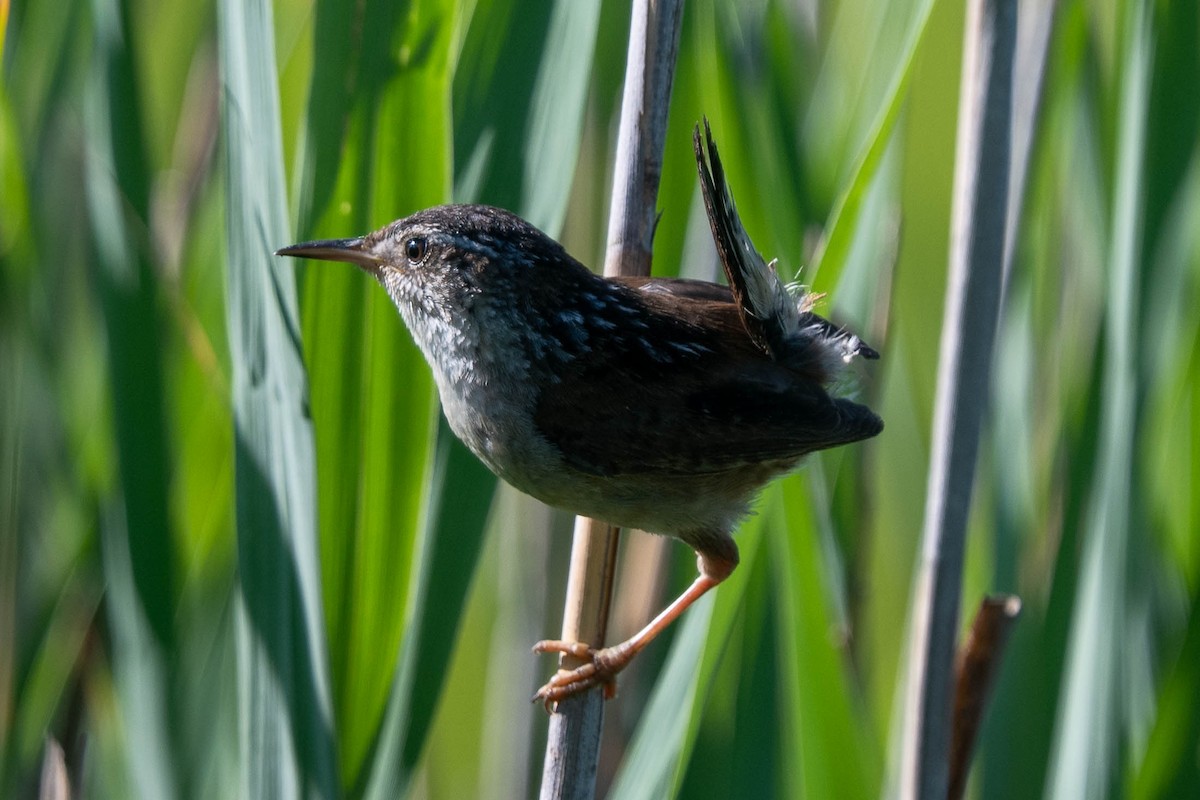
top-left (530, 569), bottom-right (731, 712)
top-left (531, 640), bottom-right (629, 712)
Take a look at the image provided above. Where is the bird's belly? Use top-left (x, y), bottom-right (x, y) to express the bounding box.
top-left (512, 461), bottom-right (775, 538)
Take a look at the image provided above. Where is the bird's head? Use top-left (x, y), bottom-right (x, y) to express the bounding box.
top-left (277, 205), bottom-right (579, 320)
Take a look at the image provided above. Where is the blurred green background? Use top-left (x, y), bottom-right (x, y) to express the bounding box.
top-left (2, 0), bottom-right (1198, 797)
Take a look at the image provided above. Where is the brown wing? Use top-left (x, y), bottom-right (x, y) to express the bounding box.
top-left (617, 275), bottom-right (736, 303)
top-left (533, 278), bottom-right (882, 477)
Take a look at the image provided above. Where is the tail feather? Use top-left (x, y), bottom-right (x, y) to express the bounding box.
top-left (694, 120), bottom-right (878, 382)
top-left (694, 120), bottom-right (801, 356)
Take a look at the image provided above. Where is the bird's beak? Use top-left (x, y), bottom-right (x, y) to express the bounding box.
top-left (275, 236), bottom-right (383, 275)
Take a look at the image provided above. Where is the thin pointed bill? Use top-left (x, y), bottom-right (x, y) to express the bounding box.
top-left (275, 236), bottom-right (383, 275)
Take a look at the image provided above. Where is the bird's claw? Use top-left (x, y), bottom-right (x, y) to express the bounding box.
top-left (531, 639), bottom-right (619, 713)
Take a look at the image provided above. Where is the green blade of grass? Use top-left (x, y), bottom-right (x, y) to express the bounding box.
top-left (85, 0), bottom-right (175, 654)
top-left (217, 0), bottom-right (337, 794)
top-left (520, 0), bottom-right (601, 234)
top-left (452, 0), bottom-right (555, 209)
top-left (83, 0), bottom-right (182, 794)
top-left (294, 0), bottom-right (360, 234)
top-left (1130, 581), bottom-right (1200, 798)
top-left (297, 0), bottom-right (466, 789)
top-left (359, 422), bottom-right (494, 800)
top-left (810, 0), bottom-right (939, 289)
top-left (1045, 2), bottom-right (1149, 797)
top-left (775, 471), bottom-right (881, 800)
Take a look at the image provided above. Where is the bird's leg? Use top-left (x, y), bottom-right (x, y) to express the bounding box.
top-left (533, 542), bottom-right (738, 711)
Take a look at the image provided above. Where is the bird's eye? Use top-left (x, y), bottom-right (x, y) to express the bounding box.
top-left (405, 237), bottom-right (427, 263)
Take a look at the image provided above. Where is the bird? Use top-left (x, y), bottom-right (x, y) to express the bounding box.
top-left (276, 122), bottom-right (882, 710)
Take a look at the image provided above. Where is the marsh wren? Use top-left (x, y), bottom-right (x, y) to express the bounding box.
top-left (277, 124), bottom-right (882, 709)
